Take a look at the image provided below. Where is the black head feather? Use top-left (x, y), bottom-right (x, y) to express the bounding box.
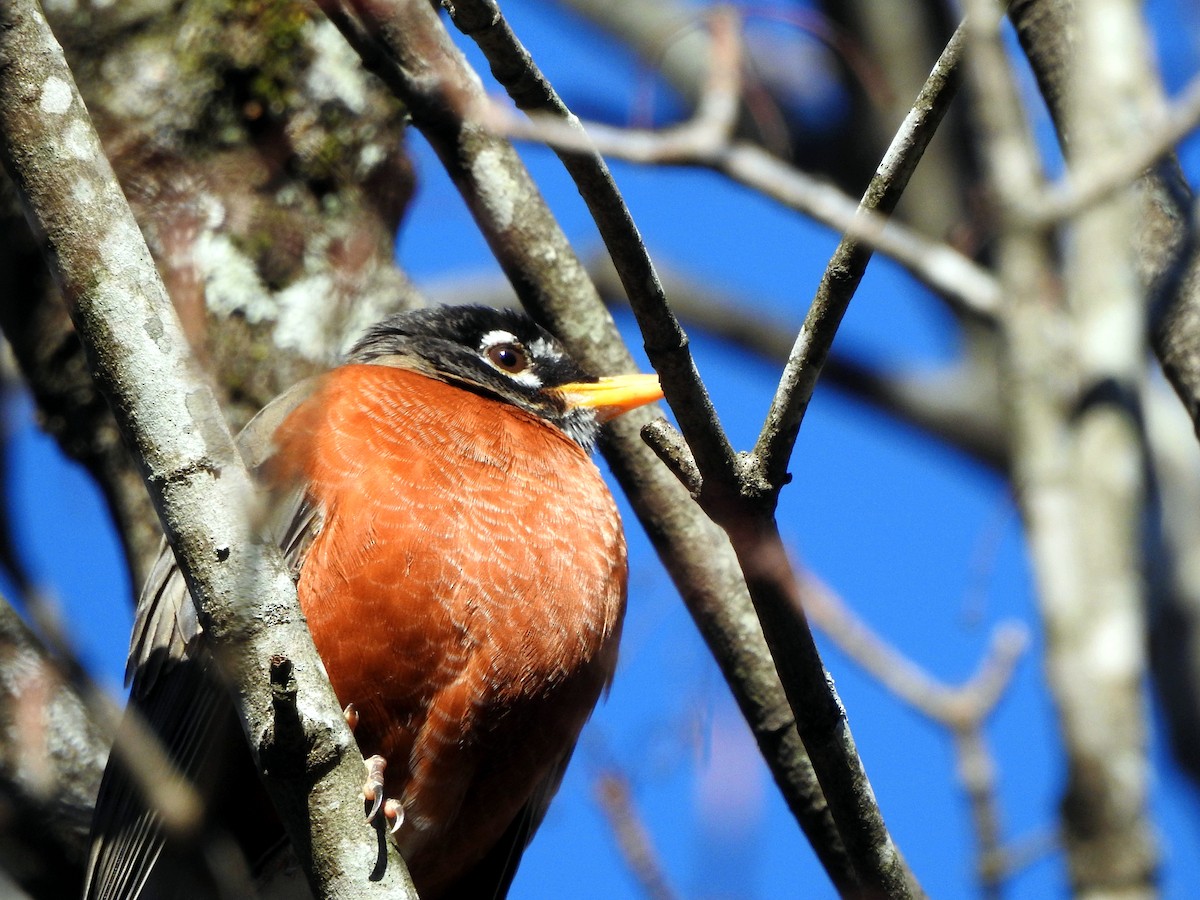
top-left (348, 305), bottom-right (603, 449)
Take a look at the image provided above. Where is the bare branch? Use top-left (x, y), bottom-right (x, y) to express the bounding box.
top-left (594, 770), bottom-right (679, 900)
top-left (801, 573), bottom-right (1029, 898)
top-left (1026, 70), bottom-right (1200, 225)
top-left (1043, 2), bottom-right (1155, 893)
top-left (445, 0), bottom-right (739, 492)
top-left (624, 29), bottom-right (968, 896)
top-left (718, 147), bottom-right (1001, 321)
top-left (0, 595), bottom-right (105, 894)
top-left (605, 258), bottom-right (1008, 472)
top-left (752, 23), bottom-right (966, 492)
top-left (968, 0), bottom-right (1158, 894)
top-left (487, 63), bottom-right (1000, 322)
top-left (640, 418), bottom-right (702, 498)
top-left (479, 8), bottom-right (740, 166)
top-left (1008, 1), bottom-right (1200, 444)
top-left (320, 0), bottom-right (862, 894)
top-left (1009, 6), bottom-right (1200, 824)
top-left (441, 3), bottom-right (927, 895)
top-left (422, 260), bottom-right (1010, 472)
top-left (554, 0), bottom-right (896, 189)
top-left (803, 576), bottom-right (1027, 729)
top-left (0, 3), bottom-right (414, 895)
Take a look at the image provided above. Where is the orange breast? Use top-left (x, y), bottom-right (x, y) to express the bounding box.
top-left (267, 364), bottom-right (627, 894)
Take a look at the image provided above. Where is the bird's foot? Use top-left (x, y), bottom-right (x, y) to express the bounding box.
top-left (352, 710), bottom-right (403, 834)
top-left (363, 755), bottom-right (404, 834)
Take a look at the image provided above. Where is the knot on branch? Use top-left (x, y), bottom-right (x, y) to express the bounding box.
top-left (263, 654), bottom-right (341, 783)
top-left (734, 451), bottom-right (781, 504)
top-left (149, 457), bottom-right (222, 489)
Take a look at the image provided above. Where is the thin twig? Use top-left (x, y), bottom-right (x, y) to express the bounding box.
top-left (444, 4), bottom-right (918, 896)
top-left (752, 23), bottom-right (967, 491)
top-left (446, 0), bottom-right (739, 493)
top-left (1024, 68), bottom-right (1200, 226)
top-left (0, 594), bottom-right (105, 889)
top-left (802, 573), bottom-right (1028, 899)
top-left (803, 576), bottom-right (1028, 729)
top-left (594, 770), bottom-right (680, 900)
top-left (422, 261), bottom-right (1010, 472)
top-left (720, 144), bottom-right (1001, 320)
top-left (319, 0), bottom-right (862, 894)
top-left (0, 496), bottom-right (205, 842)
top-left (683, 26), bottom-right (966, 898)
top-left (622, 32), bottom-right (968, 895)
top-left (484, 30), bottom-right (999, 321)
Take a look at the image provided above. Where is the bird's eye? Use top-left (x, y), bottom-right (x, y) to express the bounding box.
top-left (485, 342), bottom-right (529, 374)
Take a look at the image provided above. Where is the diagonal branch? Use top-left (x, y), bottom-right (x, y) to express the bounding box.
top-left (422, 261), bottom-right (1011, 473)
top-left (445, 0), bottom-right (739, 491)
top-left (801, 574), bottom-right (1030, 898)
top-left (593, 768), bottom-right (679, 900)
top-left (319, 0), bottom-right (864, 894)
top-left (441, 5), bottom-right (984, 897)
top-left (0, 2), bottom-right (414, 896)
top-left (439, 3), bottom-right (924, 896)
top-left (637, 23), bottom-right (967, 895)
top-left (483, 22), bottom-right (998, 322)
top-left (752, 22), bottom-right (966, 492)
top-left (643, 23), bottom-right (965, 899)
top-left (1023, 68), bottom-right (1200, 226)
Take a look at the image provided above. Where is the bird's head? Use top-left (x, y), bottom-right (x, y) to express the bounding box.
top-left (348, 305), bottom-right (663, 451)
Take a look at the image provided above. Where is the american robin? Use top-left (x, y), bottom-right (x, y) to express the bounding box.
top-left (85, 305), bottom-right (663, 899)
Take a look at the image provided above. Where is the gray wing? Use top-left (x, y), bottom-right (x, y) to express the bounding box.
top-left (85, 377), bottom-right (324, 900)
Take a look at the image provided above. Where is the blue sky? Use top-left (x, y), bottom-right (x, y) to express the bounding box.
top-left (8, 2), bottom-right (1200, 898)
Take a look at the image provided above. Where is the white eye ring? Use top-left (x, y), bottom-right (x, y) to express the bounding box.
top-left (480, 330), bottom-right (543, 387)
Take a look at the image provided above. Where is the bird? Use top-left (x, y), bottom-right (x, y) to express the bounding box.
top-left (84, 305), bottom-right (664, 900)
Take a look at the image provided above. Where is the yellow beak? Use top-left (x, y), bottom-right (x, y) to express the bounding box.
top-left (556, 373), bottom-right (663, 421)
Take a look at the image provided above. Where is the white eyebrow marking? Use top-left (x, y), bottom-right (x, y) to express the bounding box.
top-left (479, 329), bottom-right (520, 349)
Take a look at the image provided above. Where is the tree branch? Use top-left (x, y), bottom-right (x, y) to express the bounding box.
top-left (593, 769), bottom-right (679, 900)
top-left (1022, 68), bottom-right (1200, 226)
top-left (423, 260), bottom-right (1011, 473)
top-left (0, 595), bottom-right (105, 896)
top-left (320, 0), bottom-right (864, 894)
top-left (752, 22), bottom-right (966, 491)
top-left (445, 0), bottom-right (740, 493)
top-left (1008, 1), bottom-right (1200, 443)
top-left (0, 2), bottom-right (414, 895)
top-left (967, 0), bottom-right (1157, 894)
top-left (484, 27), bottom-right (999, 322)
top-left (447, 7), bottom-right (976, 895)
top-left (801, 573), bottom-right (1030, 898)
top-left (640, 24), bottom-right (968, 898)
top-left (438, 2), bottom-right (930, 895)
